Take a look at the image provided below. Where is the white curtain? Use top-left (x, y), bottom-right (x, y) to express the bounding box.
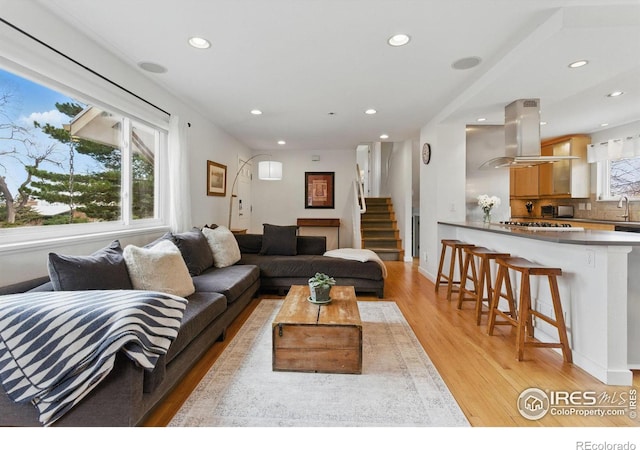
top-left (168, 115), bottom-right (192, 233)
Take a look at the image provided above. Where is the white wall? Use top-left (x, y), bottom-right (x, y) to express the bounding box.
top-left (419, 123), bottom-right (467, 280)
top-left (380, 139), bottom-right (416, 262)
top-left (250, 148), bottom-right (357, 248)
top-left (0, 2), bottom-right (252, 285)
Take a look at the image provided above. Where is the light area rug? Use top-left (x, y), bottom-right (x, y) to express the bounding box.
top-left (169, 299), bottom-right (470, 427)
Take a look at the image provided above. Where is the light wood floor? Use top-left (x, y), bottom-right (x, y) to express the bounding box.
top-left (144, 260), bottom-right (639, 427)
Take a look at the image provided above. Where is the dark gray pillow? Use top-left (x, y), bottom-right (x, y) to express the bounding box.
top-left (47, 240), bottom-right (133, 291)
top-left (172, 227), bottom-right (214, 276)
top-left (259, 224), bottom-right (298, 256)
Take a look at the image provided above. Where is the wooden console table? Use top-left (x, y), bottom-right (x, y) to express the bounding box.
top-left (296, 218), bottom-right (340, 247)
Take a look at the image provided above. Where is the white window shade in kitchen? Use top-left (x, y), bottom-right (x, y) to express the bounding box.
top-left (587, 135), bottom-right (640, 163)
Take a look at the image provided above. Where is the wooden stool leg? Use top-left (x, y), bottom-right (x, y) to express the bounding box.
top-left (456, 251), bottom-right (471, 309)
top-left (446, 246), bottom-right (458, 300)
top-left (487, 264), bottom-right (506, 335)
top-left (435, 243), bottom-right (447, 291)
top-left (548, 275), bottom-right (573, 363)
top-left (475, 257), bottom-right (488, 325)
top-left (516, 273), bottom-right (530, 361)
top-left (457, 251), bottom-right (478, 309)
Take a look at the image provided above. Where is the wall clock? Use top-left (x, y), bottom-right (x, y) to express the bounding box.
top-left (422, 143), bottom-right (431, 165)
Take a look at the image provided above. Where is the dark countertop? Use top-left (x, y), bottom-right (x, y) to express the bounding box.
top-left (438, 221), bottom-right (640, 246)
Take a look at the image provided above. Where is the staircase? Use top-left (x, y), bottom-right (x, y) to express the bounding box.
top-left (360, 197), bottom-right (404, 261)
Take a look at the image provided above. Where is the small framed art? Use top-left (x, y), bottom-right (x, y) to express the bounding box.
top-left (207, 160), bottom-right (227, 196)
top-left (305, 171), bottom-right (335, 209)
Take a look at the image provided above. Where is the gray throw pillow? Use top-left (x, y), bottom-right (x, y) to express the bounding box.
top-left (47, 240), bottom-right (133, 291)
top-left (259, 224), bottom-right (298, 256)
top-left (172, 227), bottom-right (214, 276)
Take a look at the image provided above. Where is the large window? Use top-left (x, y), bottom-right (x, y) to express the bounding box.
top-left (597, 154), bottom-right (640, 201)
top-left (0, 67), bottom-right (165, 232)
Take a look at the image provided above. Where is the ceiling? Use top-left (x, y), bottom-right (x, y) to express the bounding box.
top-left (39, 0), bottom-right (640, 151)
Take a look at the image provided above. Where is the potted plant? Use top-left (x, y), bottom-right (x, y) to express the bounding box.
top-left (308, 272), bottom-right (336, 303)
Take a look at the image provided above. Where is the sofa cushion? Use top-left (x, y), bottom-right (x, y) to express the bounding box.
top-left (202, 226), bottom-right (241, 268)
top-left (171, 228), bottom-right (214, 276)
top-left (163, 291), bottom-right (227, 364)
top-left (47, 240), bottom-right (133, 291)
top-left (234, 233), bottom-right (263, 254)
top-left (123, 239), bottom-right (195, 298)
top-left (240, 254), bottom-right (315, 278)
top-left (191, 265), bottom-right (260, 303)
top-left (259, 224), bottom-right (298, 256)
top-left (143, 231), bottom-right (173, 249)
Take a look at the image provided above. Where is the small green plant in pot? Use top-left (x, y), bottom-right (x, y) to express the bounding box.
top-left (308, 272), bottom-right (336, 303)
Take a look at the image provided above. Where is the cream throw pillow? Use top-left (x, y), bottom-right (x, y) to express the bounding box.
top-left (123, 239), bottom-right (195, 298)
top-left (202, 226), bottom-right (241, 268)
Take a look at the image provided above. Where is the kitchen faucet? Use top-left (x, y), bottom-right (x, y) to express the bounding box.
top-left (617, 195), bottom-right (630, 222)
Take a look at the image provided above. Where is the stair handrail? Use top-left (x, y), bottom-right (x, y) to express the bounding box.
top-left (356, 164), bottom-right (366, 214)
top-left (352, 179), bottom-right (362, 249)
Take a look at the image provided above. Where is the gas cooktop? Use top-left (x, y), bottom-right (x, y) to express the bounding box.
top-left (500, 221), bottom-right (585, 232)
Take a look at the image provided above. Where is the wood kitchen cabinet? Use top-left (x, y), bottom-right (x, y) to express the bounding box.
top-left (510, 165), bottom-right (539, 198)
top-left (539, 135), bottom-right (590, 198)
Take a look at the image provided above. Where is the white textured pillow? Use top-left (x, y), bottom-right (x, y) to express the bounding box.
top-left (202, 226), bottom-right (241, 268)
top-left (123, 239), bottom-right (195, 298)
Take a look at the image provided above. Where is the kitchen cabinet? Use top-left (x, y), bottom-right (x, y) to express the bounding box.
top-left (510, 165), bottom-right (539, 198)
top-left (539, 135), bottom-right (590, 198)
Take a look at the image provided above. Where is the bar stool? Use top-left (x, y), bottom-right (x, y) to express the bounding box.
top-left (457, 246), bottom-right (511, 325)
top-left (487, 256), bottom-right (572, 363)
top-left (435, 239), bottom-right (475, 300)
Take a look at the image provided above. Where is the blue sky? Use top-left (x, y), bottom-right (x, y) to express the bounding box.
top-left (0, 67), bottom-right (90, 196)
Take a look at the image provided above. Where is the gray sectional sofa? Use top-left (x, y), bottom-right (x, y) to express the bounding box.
top-left (235, 233), bottom-right (385, 298)
top-left (0, 224), bottom-right (385, 426)
top-left (0, 228), bottom-right (260, 427)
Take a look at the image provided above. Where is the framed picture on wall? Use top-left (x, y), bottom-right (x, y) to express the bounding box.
top-left (207, 160), bottom-right (227, 196)
top-left (305, 171), bottom-right (335, 209)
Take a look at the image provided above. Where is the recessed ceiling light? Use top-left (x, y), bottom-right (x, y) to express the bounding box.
top-left (477, 117), bottom-right (486, 122)
top-left (601, 123), bottom-right (609, 127)
top-left (451, 56), bottom-right (482, 70)
top-left (250, 109), bottom-right (263, 115)
top-left (380, 134), bottom-right (389, 139)
top-left (365, 109), bottom-right (377, 115)
top-left (138, 62), bottom-right (168, 74)
top-left (607, 91), bottom-right (624, 97)
top-left (540, 121), bottom-right (547, 126)
top-left (387, 34), bottom-right (410, 47)
top-left (568, 60), bottom-right (588, 68)
top-left (277, 140), bottom-right (286, 145)
top-left (188, 36), bottom-right (211, 49)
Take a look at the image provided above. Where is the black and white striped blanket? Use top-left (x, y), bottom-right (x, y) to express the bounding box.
top-left (0, 290), bottom-right (188, 426)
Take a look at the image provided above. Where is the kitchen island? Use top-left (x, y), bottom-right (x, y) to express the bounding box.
top-left (438, 221), bottom-right (640, 386)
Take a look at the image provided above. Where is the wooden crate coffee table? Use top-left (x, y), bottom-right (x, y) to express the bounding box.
top-left (272, 285), bottom-right (362, 374)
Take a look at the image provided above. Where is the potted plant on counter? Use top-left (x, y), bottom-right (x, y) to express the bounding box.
top-left (308, 272), bottom-right (336, 304)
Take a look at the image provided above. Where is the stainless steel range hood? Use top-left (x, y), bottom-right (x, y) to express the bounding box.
top-left (479, 98), bottom-right (578, 169)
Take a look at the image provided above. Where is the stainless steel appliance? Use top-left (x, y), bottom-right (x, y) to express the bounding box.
top-left (480, 99), bottom-right (579, 169)
top-left (541, 205), bottom-right (555, 217)
top-left (556, 205), bottom-right (574, 218)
